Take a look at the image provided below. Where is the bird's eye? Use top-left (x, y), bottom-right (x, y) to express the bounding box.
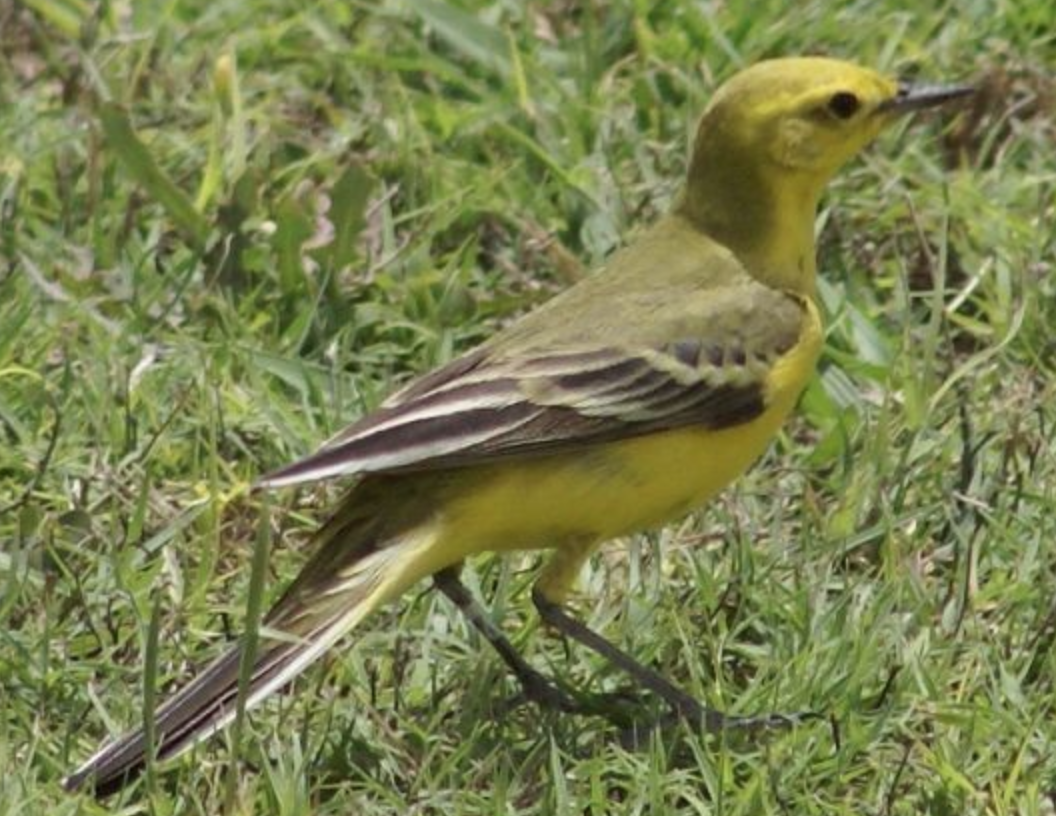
top-left (827, 91), bottom-right (860, 120)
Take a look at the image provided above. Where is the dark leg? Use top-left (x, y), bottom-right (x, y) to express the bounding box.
top-left (532, 587), bottom-right (818, 734)
top-left (433, 566), bottom-right (580, 713)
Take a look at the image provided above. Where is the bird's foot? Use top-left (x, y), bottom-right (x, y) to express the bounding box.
top-left (618, 703), bottom-right (824, 749)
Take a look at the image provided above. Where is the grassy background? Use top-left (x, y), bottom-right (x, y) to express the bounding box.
top-left (2, 0), bottom-right (1054, 813)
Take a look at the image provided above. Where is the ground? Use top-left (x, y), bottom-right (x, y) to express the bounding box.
top-left (1, 0), bottom-right (1055, 813)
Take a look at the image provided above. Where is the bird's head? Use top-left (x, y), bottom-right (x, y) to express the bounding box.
top-left (679, 57), bottom-right (972, 292)
top-left (689, 56), bottom-right (972, 188)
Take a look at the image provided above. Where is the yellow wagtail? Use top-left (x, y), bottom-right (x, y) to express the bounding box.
top-left (66, 57), bottom-right (972, 795)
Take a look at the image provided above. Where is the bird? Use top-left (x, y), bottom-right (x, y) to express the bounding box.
top-left (65, 56), bottom-right (972, 796)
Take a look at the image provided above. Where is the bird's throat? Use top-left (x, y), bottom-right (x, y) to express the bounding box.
top-left (678, 153), bottom-right (822, 297)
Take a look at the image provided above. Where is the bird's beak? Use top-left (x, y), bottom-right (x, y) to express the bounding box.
top-left (879, 80), bottom-right (975, 115)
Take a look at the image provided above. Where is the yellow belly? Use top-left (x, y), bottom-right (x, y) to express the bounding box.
top-left (439, 401), bottom-right (785, 556)
top-left (438, 301), bottom-right (823, 559)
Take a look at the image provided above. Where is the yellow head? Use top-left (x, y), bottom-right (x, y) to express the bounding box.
top-left (679, 57), bottom-right (971, 292)
top-left (699, 58), bottom-right (901, 176)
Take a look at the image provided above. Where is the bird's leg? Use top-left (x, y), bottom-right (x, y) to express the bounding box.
top-left (433, 566), bottom-right (581, 713)
top-left (434, 566), bottom-right (667, 725)
top-left (531, 587), bottom-right (724, 729)
top-left (531, 587), bottom-right (818, 738)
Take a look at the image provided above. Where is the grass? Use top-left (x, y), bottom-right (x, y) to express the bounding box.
top-left (2, 0), bottom-right (1054, 813)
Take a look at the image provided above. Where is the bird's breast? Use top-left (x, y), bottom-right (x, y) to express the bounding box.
top-left (438, 300), bottom-right (822, 556)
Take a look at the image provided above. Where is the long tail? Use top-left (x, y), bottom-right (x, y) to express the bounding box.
top-left (65, 482), bottom-right (442, 796)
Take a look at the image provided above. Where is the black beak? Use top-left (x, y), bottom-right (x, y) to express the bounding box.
top-left (879, 80), bottom-right (975, 114)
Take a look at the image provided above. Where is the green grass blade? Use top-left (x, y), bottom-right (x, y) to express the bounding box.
top-left (97, 102), bottom-right (211, 251)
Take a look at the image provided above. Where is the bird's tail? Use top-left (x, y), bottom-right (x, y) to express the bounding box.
top-left (65, 482), bottom-right (444, 797)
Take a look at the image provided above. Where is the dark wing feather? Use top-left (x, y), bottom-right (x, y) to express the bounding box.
top-left (258, 287), bottom-right (805, 488)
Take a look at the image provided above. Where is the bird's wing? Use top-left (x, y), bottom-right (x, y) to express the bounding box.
top-left (258, 282), bottom-right (807, 488)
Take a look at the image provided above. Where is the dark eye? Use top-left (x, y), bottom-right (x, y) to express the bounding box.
top-left (827, 91), bottom-right (860, 120)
